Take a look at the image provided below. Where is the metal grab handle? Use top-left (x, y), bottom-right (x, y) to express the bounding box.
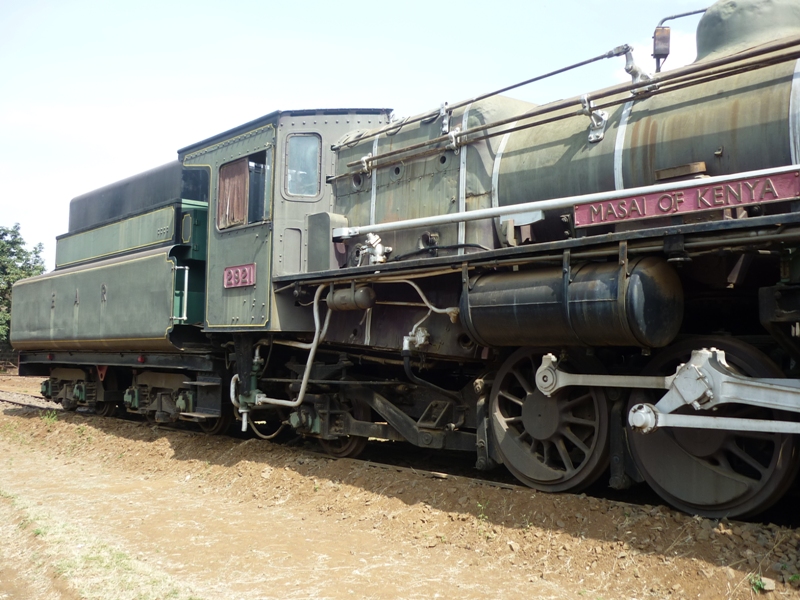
top-left (172, 266), bottom-right (189, 323)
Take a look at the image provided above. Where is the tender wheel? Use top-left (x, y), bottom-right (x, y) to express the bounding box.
top-left (94, 401), bottom-right (118, 417)
top-left (61, 394), bottom-right (78, 412)
top-left (319, 396), bottom-right (370, 459)
top-left (490, 347), bottom-right (610, 493)
top-left (627, 336), bottom-right (800, 519)
top-left (199, 405), bottom-right (232, 435)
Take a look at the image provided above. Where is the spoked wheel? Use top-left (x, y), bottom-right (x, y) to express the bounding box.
top-left (199, 405), bottom-right (233, 435)
top-left (94, 401), bottom-right (118, 417)
top-left (627, 336), bottom-right (800, 519)
top-left (319, 396), bottom-right (370, 459)
top-left (490, 347), bottom-right (610, 493)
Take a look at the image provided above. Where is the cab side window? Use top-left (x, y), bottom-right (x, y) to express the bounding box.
top-left (217, 158), bottom-right (248, 229)
top-left (285, 134), bottom-right (321, 198)
top-left (217, 148), bottom-right (273, 230)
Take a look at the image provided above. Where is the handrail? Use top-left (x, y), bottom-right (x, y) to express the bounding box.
top-left (332, 164), bottom-right (800, 240)
top-left (333, 34), bottom-right (800, 180)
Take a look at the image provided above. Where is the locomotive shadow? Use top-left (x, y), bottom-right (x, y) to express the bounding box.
top-left (7, 404), bottom-right (798, 579)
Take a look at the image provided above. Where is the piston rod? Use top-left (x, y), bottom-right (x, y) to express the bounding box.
top-left (535, 348), bottom-right (800, 435)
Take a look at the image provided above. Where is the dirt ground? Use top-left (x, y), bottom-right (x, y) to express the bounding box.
top-left (2, 374), bottom-right (800, 599)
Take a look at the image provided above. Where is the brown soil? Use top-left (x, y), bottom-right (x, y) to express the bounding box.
top-left (1, 380), bottom-right (799, 599)
top-left (0, 370), bottom-right (42, 395)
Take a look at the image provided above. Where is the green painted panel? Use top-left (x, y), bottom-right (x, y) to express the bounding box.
top-left (56, 206), bottom-right (176, 268)
top-left (179, 207), bottom-right (209, 261)
top-left (11, 247), bottom-right (179, 352)
top-left (55, 201), bottom-right (209, 268)
top-left (183, 123), bottom-right (275, 331)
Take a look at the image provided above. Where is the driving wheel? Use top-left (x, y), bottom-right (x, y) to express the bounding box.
top-left (627, 336), bottom-right (800, 518)
top-left (490, 347), bottom-right (610, 493)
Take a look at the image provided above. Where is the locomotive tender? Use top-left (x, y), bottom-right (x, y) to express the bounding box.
top-left (12, 0), bottom-right (800, 518)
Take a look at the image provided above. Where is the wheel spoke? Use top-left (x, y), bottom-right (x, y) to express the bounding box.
top-left (561, 392), bottom-right (593, 411)
top-left (554, 438), bottom-right (575, 473)
top-left (562, 415), bottom-right (597, 428)
top-left (498, 388), bottom-right (524, 406)
top-left (562, 428), bottom-right (591, 457)
top-left (724, 441), bottom-right (768, 479)
top-left (626, 336), bottom-right (799, 518)
top-left (708, 449), bottom-right (759, 486)
top-left (511, 368), bottom-right (535, 395)
top-left (490, 347), bottom-right (609, 492)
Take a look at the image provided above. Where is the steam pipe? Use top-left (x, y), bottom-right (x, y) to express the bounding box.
top-left (250, 284), bottom-right (331, 408)
top-left (332, 45), bottom-right (632, 150)
top-left (657, 8), bottom-right (707, 28)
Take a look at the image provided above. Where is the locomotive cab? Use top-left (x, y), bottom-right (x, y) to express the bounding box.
top-left (178, 108), bottom-right (391, 335)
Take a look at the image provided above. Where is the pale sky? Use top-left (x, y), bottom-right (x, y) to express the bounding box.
top-left (0, 0), bottom-right (705, 270)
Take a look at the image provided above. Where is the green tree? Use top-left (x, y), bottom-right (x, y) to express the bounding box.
top-left (0, 224), bottom-right (45, 344)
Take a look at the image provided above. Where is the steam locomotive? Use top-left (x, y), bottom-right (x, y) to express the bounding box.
top-left (12, 0), bottom-right (800, 518)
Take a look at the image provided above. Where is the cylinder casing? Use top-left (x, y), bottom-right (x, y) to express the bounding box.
top-left (461, 257), bottom-right (683, 348)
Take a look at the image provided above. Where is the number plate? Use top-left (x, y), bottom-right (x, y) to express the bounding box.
top-left (573, 170), bottom-right (800, 228)
top-left (223, 264), bottom-right (256, 288)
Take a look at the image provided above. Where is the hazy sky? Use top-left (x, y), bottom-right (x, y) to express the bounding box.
top-left (0, 0), bottom-right (705, 269)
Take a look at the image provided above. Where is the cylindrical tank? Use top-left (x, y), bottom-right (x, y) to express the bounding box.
top-left (327, 286), bottom-right (376, 311)
top-left (496, 0), bottom-right (800, 212)
top-left (461, 257), bottom-right (683, 348)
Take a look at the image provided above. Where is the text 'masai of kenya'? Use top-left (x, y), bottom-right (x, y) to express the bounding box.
top-left (573, 171), bottom-right (800, 228)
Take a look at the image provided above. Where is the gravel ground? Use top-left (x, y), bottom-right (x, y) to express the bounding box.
top-left (1, 373), bottom-right (800, 598)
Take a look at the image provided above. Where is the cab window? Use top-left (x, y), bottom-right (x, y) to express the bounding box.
top-left (217, 148), bottom-right (272, 230)
top-left (285, 134), bottom-right (321, 198)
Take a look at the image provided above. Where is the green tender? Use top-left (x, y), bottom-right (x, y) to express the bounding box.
top-left (55, 200), bottom-right (207, 268)
top-left (11, 246), bottom-right (181, 352)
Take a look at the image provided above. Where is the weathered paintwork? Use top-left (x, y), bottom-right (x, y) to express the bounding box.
top-left (333, 97), bottom-right (535, 259)
top-left (8, 0), bottom-right (800, 521)
top-left (11, 246), bottom-right (187, 352)
top-left (696, 0), bottom-right (800, 61)
top-left (55, 201), bottom-right (207, 268)
top-left (329, 1), bottom-right (800, 249)
top-left (179, 109), bottom-right (391, 334)
top-left (496, 4), bottom-right (800, 220)
top-left (182, 123), bottom-right (276, 331)
top-left (67, 161), bottom-right (208, 233)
